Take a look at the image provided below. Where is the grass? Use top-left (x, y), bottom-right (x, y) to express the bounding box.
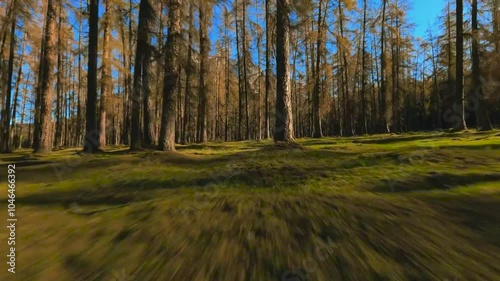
top-left (0, 130), bottom-right (499, 280)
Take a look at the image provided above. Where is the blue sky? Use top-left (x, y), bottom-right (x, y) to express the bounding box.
top-left (409, 0), bottom-right (446, 38)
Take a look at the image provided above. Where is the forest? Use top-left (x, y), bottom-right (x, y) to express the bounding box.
top-left (0, 0), bottom-right (498, 151)
top-left (0, 0), bottom-right (499, 280)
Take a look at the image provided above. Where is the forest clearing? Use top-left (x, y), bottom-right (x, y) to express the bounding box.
top-left (2, 0), bottom-right (500, 279)
top-left (0, 130), bottom-right (499, 280)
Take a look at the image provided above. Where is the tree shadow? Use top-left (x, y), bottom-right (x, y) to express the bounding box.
top-left (0, 155), bottom-right (52, 167)
top-left (374, 172), bottom-right (500, 193)
top-left (440, 144), bottom-right (500, 150)
top-left (352, 133), bottom-right (457, 145)
top-left (419, 194), bottom-right (500, 248)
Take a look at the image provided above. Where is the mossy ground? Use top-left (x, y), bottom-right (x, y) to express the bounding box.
top-left (0, 130), bottom-right (499, 281)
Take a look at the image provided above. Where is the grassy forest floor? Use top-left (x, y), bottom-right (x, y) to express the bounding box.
top-left (0, 130), bottom-right (500, 281)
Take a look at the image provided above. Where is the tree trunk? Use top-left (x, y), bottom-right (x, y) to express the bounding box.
top-left (360, 0), bottom-right (368, 134)
top-left (83, 0), bottom-right (100, 153)
top-left (242, 0), bottom-right (250, 140)
top-left (264, 0), bottom-right (271, 139)
top-left (34, 0), bottom-right (58, 153)
top-left (224, 7), bottom-right (231, 142)
top-left (312, 0), bottom-right (323, 138)
top-left (10, 31), bottom-right (25, 150)
top-left (18, 71), bottom-right (29, 149)
top-left (100, 0), bottom-right (112, 147)
top-left (142, 1), bottom-right (155, 147)
top-left (274, 0), bottom-right (294, 142)
top-left (131, 0), bottom-right (154, 150)
top-left (235, 0), bottom-right (243, 141)
top-left (197, 1), bottom-right (211, 143)
top-left (380, 0), bottom-right (388, 133)
top-left (158, 0), bottom-right (181, 151)
top-left (471, 0), bottom-right (492, 131)
top-left (1, 1), bottom-right (16, 152)
top-left (454, 0), bottom-right (467, 131)
top-left (183, 2), bottom-right (194, 144)
top-left (54, 3), bottom-right (63, 148)
top-left (76, 0), bottom-right (83, 147)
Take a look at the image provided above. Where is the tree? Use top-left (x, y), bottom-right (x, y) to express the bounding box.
top-left (54, 2), bottom-right (63, 148)
top-left (0, 0), bottom-right (17, 152)
top-left (197, 0), bottom-right (213, 143)
top-left (471, 0), bottom-right (492, 131)
top-left (360, 0), bottom-right (368, 134)
top-left (274, 0), bottom-right (294, 142)
top-left (33, 0), bottom-right (58, 153)
top-left (158, 0), bottom-right (181, 151)
top-left (130, 0), bottom-right (154, 150)
top-left (100, 0), bottom-right (113, 147)
top-left (379, 0), bottom-right (388, 133)
top-left (83, 0), bottom-right (100, 153)
top-left (312, 0), bottom-right (324, 138)
top-left (265, 0), bottom-right (271, 139)
top-left (454, 0), bottom-right (467, 131)
top-left (141, 0), bottom-right (155, 147)
top-left (182, 1), bottom-right (194, 144)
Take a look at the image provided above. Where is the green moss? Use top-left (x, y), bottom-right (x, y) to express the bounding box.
top-left (0, 130), bottom-right (499, 280)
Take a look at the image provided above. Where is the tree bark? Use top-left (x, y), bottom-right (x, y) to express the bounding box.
top-left (183, 2), bottom-right (194, 144)
top-left (34, 0), bottom-right (58, 153)
top-left (471, 0), bottom-right (492, 131)
top-left (264, 0), bottom-right (271, 139)
top-left (379, 0), bottom-right (388, 133)
top-left (454, 0), bottom-right (467, 131)
top-left (10, 31), bottom-right (25, 150)
top-left (1, 1), bottom-right (16, 152)
top-left (312, 0), bottom-right (323, 138)
top-left (158, 0), bottom-right (181, 151)
top-left (360, 0), bottom-right (368, 134)
top-left (274, 0), bottom-right (294, 142)
top-left (83, 0), bottom-right (100, 153)
top-left (100, 0), bottom-right (113, 147)
top-left (197, 1), bottom-right (211, 143)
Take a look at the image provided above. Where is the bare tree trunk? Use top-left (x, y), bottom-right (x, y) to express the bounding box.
top-left (182, 2), bottom-right (194, 144)
top-left (495, 0), bottom-right (500, 54)
top-left (34, 0), bottom-right (56, 153)
top-left (360, 0), bottom-right (368, 134)
top-left (119, 11), bottom-right (130, 145)
top-left (10, 31), bottom-right (25, 149)
top-left (339, 1), bottom-right (351, 136)
top-left (455, 0), bottom-right (467, 131)
top-left (76, 0), bottom-right (83, 147)
top-left (235, 0), bottom-right (243, 141)
top-left (471, 0), bottom-right (492, 131)
top-left (312, 0), bottom-right (323, 138)
top-left (274, 0), bottom-right (294, 142)
top-left (100, 0), bottom-right (113, 147)
top-left (131, 0), bottom-right (154, 150)
top-left (1, 1), bottom-right (16, 152)
top-left (142, 1), bottom-right (155, 147)
top-left (158, 0), bottom-right (181, 151)
top-left (242, 0), bottom-right (250, 140)
top-left (380, 0), bottom-right (388, 133)
top-left (142, 60), bottom-right (154, 146)
top-left (264, 0), bottom-right (271, 139)
top-left (18, 71), bottom-right (29, 149)
top-left (257, 34), bottom-right (263, 140)
top-left (54, 3), bottom-right (63, 148)
top-left (224, 7), bottom-right (230, 142)
top-left (197, 1), bottom-right (211, 143)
